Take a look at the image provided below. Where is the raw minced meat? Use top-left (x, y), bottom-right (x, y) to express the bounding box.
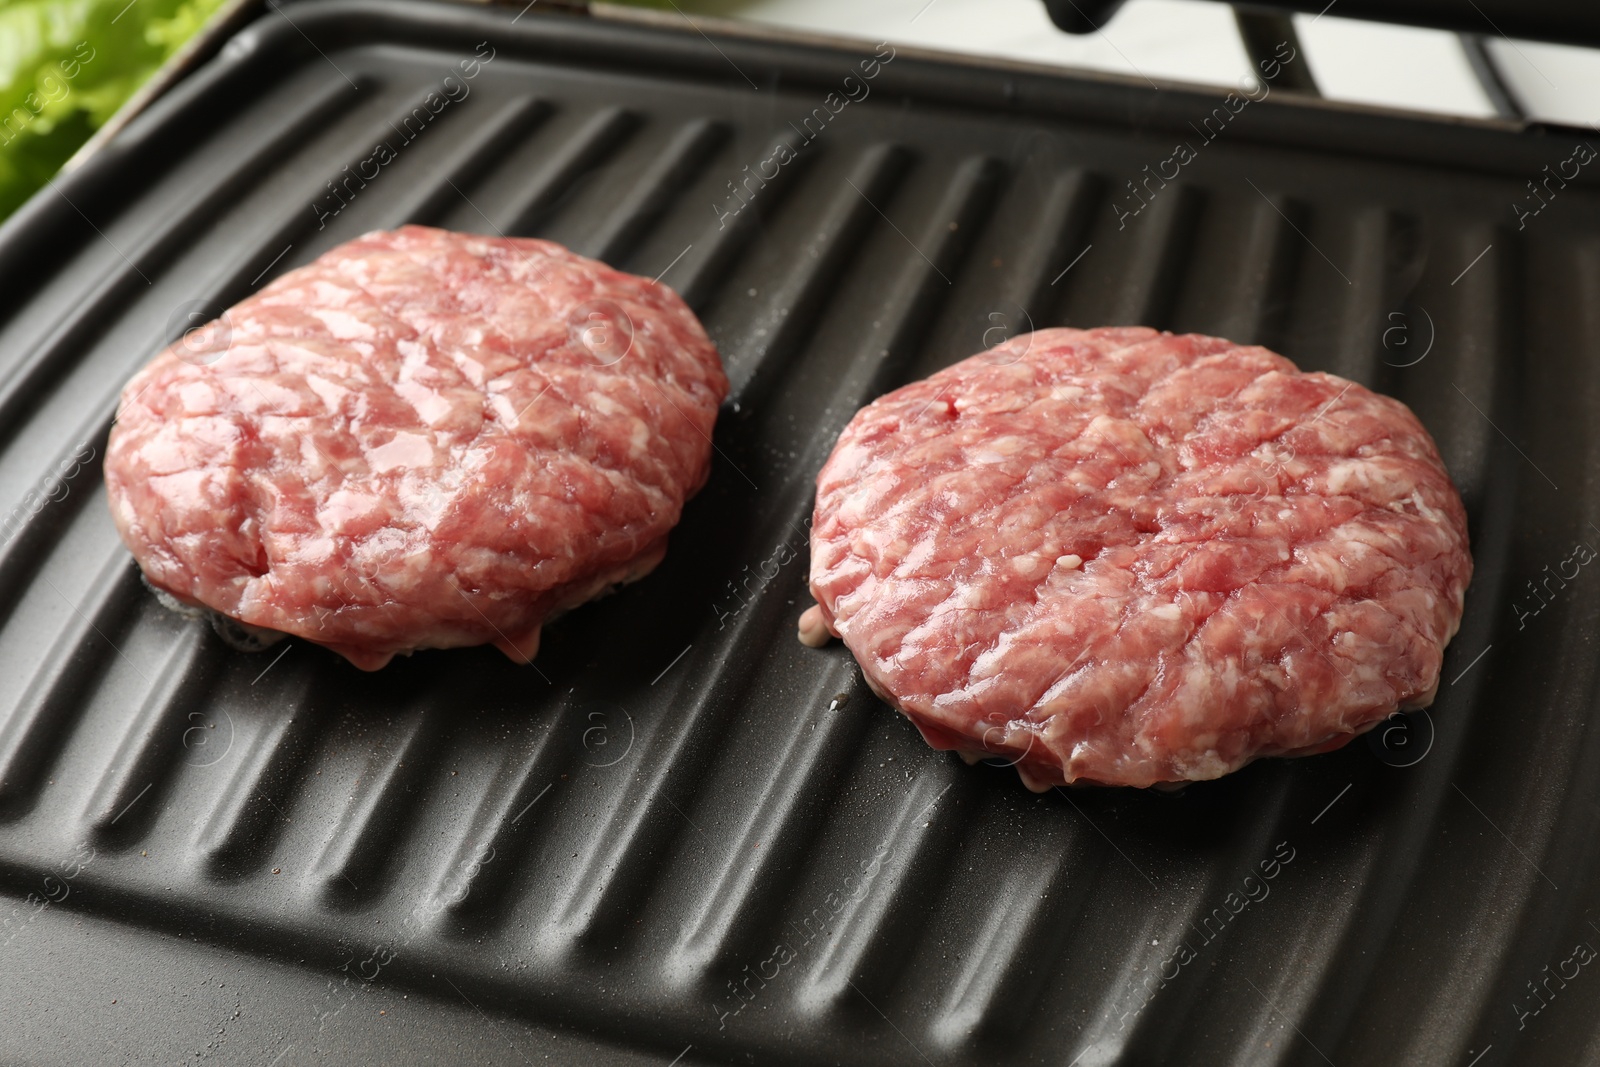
top-left (802, 326), bottom-right (1471, 788)
top-left (105, 225), bottom-right (727, 670)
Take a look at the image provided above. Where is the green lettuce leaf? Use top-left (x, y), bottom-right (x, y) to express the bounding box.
top-left (0, 0), bottom-right (228, 220)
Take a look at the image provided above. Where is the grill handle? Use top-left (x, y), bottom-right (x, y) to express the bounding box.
top-left (1041, 0), bottom-right (1600, 48)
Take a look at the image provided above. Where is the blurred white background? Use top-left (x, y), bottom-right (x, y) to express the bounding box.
top-left (649, 0), bottom-right (1600, 126)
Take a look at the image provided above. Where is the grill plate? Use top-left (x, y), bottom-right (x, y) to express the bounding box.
top-left (0, 4), bottom-right (1596, 1064)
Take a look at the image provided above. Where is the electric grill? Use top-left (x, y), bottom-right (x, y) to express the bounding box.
top-left (0, 2), bottom-right (1596, 1063)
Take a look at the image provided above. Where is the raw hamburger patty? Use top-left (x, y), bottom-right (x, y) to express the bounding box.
top-left (802, 327), bottom-right (1471, 788)
top-left (106, 225), bottom-right (727, 671)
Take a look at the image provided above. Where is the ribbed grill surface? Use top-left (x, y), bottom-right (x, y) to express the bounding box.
top-left (0, 3), bottom-right (1594, 1064)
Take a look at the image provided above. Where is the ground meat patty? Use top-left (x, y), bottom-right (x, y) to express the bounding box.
top-left (106, 225), bottom-right (727, 671)
top-left (802, 326), bottom-right (1471, 788)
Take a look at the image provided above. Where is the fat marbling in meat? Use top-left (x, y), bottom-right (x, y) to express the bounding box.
top-left (803, 327), bottom-right (1471, 788)
top-left (106, 225), bottom-right (727, 670)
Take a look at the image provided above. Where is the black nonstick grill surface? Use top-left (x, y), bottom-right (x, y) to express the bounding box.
top-left (0, 3), bottom-right (1597, 1064)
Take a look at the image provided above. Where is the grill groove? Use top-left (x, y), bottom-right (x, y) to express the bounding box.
top-left (308, 700), bottom-right (441, 908)
top-left (0, 551), bottom-right (140, 816)
top-left (82, 620), bottom-right (213, 844)
top-left (583, 117), bottom-right (731, 265)
top-left (502, 105), bottom-right (641, 236)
